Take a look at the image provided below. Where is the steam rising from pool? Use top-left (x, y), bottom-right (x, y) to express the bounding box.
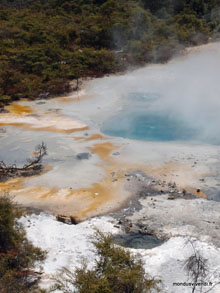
top-left (1, 43), bottom-right (220, 217)
top-left (102, 92), bottom-right (198, 141)
top-left (87, 43), bottom-right (220, 144)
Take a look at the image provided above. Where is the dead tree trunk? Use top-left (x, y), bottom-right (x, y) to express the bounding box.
top-left (0, 142), bottom-right (47, 181)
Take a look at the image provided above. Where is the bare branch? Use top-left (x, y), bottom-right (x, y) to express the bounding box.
top-left (23, 142), bottom-right (47, 169)
top-left (0, 142), bottom-right (47, 181)
top-left (183, 238), bottom-right (220, 293)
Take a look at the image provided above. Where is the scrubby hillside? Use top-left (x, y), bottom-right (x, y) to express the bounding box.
top-left (0, 0), bottom-right (219, 106)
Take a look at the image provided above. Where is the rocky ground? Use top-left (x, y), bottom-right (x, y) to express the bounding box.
top-left (110, 170), bottom-right (220, 247)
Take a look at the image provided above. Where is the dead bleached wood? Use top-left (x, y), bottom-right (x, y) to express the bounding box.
top-left (0, 142), bottom-right (47, 181)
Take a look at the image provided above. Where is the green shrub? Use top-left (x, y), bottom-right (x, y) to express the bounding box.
top-left (0, 195), bottom-right (46, 293)
top-left (50, 230), bottom-right (160, 293)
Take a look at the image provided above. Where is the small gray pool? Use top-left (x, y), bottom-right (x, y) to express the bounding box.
top-left (113, 233), bottom-right (164, 249)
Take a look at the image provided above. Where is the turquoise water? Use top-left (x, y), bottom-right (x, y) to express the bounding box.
top-left (102, 92), bottom-right (198, 142)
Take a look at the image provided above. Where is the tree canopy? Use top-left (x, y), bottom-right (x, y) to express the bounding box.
top-left (0, 0), bottom-right (219, 107)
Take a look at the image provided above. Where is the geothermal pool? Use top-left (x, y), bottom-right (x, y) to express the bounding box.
top-left (0, 42), bottom-right (220, 219)
top-left (95, 42), bottom-right (220, 145)
top-left (113, 232), bottom-right (164, 249)
top-left (1, 42), bottom-right (220, 293)
top-left (102, 92), bottom-right (198, 142)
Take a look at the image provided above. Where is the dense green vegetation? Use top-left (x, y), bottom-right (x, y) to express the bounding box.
top-left (0, 195), bottom-right (46, 292)
top-left (50, 230), bottom-right (160, 292)
top-left (0, 197), bottom-right (158, 293)
top-left (0, 0), bottom-right (219, 107)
